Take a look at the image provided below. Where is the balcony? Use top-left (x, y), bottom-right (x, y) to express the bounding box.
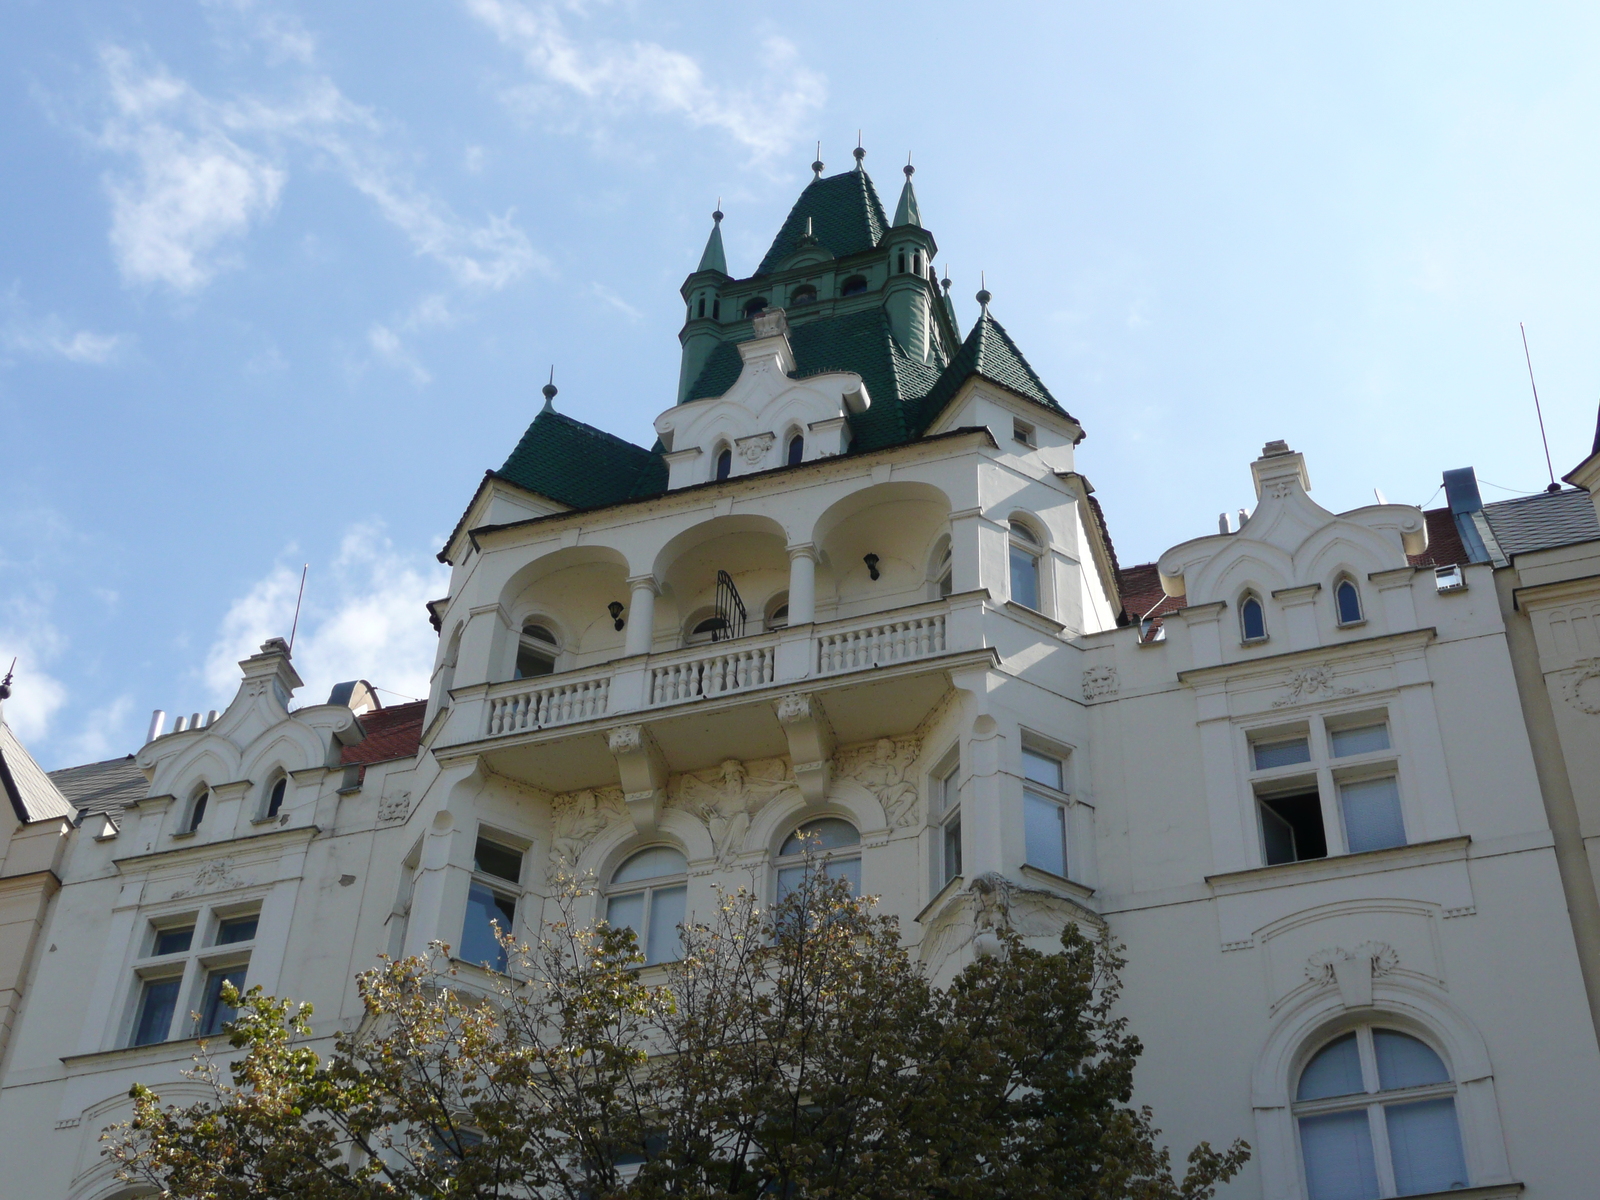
top-left (444, 594), bottom-right (991, 791)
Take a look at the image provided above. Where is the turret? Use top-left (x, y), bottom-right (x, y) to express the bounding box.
top-left (883, 160), bottom-right (937, 363)
top-left (677, 207), bottom-right (730, 403)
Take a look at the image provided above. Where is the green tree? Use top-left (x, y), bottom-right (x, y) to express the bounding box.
top-left (107, 864), bottom-right (1247, 1199)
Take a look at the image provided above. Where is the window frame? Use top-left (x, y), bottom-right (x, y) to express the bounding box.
top-left (775, 816), bottom-right (863, 904)
top-left (1007, 518), bottom-right (1047, 614)
top-left (513, 620), bottom-right (562, 680)
top-left (930, 751), bottom-right (962, 892)
top-left (1012, 418), bottom-right (1036, 448)
top-left (263, 773), bottom-right (289, 821)
top-left (714, 444), bottom-right (733, 481)
top-left (1245, 710), bottom-right (1406, 865)
top-left (1292, 1025), bottom-right (1471, 1197)
top-left (460, 830), bottom-right (527, 974)
top-left (786, 430), bottom-right (805, 466)
top-left (604, 844), bottom-right (690, 967)
top-left (1021, 743), bottom-right (1073, 881)
top-left (125, 904), bottom-right (261, 1047)
top-left (1334, 575), bottom-right (1366, 627)
top-left (1240, 591), bottom-right (1269, 644)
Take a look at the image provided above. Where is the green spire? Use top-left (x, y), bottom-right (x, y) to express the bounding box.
top-left (696, 206), bottom-right (727, 275)
top-left (893, 159), bottom-right (921, 228)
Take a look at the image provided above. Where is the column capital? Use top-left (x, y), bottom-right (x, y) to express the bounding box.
top-left (626, 574), bottom-right (661, 594)
top-left (786, 542), bottom-right (819, 561)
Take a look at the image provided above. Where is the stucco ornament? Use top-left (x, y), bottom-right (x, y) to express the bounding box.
top-left (1272, 666), bottom-right (1358, 708)
top-left (377, 791), bottom-right (412, 824)
top-left (606, 726), bottom-right (644, 755)
top-left (1306, 941), bottom-right (1399, 1009)
top-left (1566, 659), bottom-right (1600, 715)
top-left (549, 787), bottom-right (627, 869)
top-left (737, 433), bottom-right (775, 465)
top-left (676, 758), bottom-right (793, 864)
top-left (172, 859), bottom-right (248, 898)
top-left (837, 737), bottom-right (921, 827)
top-left (1082, 666), bottom-right (1119, 701)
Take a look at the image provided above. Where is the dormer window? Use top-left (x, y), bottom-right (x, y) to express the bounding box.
top-left (1013, 419), bottom-right (1036, 448)
top-left (1240, 594), bottom-right (1268, 643)
top-left (1335, 577), bottom-right (1365, 626)
top-left (515, 624), bottom-right (559, 679)
top-left (715, 446), bottom-right (733, 480)
top-left (840, 275), bottom-right (868, 297)
top-left (787, 432), bottom-right (804, 466)
top-left (790, 285), bottom-right (817, 306)
top-left (744, 297), bottom-right (769, 319)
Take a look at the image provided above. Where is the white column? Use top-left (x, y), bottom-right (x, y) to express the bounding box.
top-left (787, 544), bottom-right (817, 626)
top-left (624, 576), bottom-right (658, 657)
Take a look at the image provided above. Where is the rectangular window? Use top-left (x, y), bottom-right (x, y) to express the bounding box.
top-left (1022, 748), bottom-right (1063, 790)
top-left (462, 881), bottom-right (517, 972)
top-left (197, 965), bottom-right (249, 1036)
top-left (1339, 776), bottom-right (1406, 853)
top-left (215, 915), bottom-right (258, 945)
top-left (152, 925), bottom-right (194, 956)
top-left (131, 976), bottom-right (182, 1047)
top-left (937, 765), bottom-right (962, 888)
top-left (1021, 746), bottom-right (1070, 878)
top-left (1013, 419), bottom-right (1036, 447)
top-left (1330, 723), bottom-right (1390, 758)
top-left (1009, 547), bottom-right (1041, 612)
top-left (473, 837), bottom-right (524, 884)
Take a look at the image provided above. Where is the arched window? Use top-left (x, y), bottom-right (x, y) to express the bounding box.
top-left (786, 432), bottom-right (804, 465)
top-left (686, 614), bottom-right (729, 646)
top-left (932, 539), bottom-right (954, 599)
top-left (715, 446), bottom-right (733, 480)
top-left (265, 776), bottom-right (288, 820)
top-left (1295, 1026), bottom-right (1469, 1197)
top-left (775, 817), bottom-right (861, 899)
top-left (897, 249), bottom-right (907, 273)
top-left (1336, 578), bottom-right (1365, 626)
top-left (765, 592), bottom-right (790, 632)
top-left (606, 846), bottom-right (687, 965)
top-left (790, 284), bottom-right (817, 306)
top-left (1008, 520), bottom-right (1044, 612)
top-left (515, 623), bottom-right (559, 679)
top-left (743, 297), bottom-right (769, 319)
top-left (839, 275), bottom-right (868, 297)
top-left (696, 296), bottom-right (706, 318)
top-left (1241, 593), bottom-right (1268, 642)
top-left (187, 787), bottom-right (209, 833)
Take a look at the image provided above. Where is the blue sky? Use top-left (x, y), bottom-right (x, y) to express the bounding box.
top-left (4, 1), bottom-right (1600, 768)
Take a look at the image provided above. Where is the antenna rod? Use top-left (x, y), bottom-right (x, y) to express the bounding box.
top-left (288, 564), bottom-right (309, 653)
top-left (1520, 322), bottom-right (1560, 492)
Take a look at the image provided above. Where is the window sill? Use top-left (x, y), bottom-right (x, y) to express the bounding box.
top-left (1334, 619), bottom-right (1368, 631)
top-left (1206, 835), bottom-right (1471, 896)
top-left (169, 830), bottom-right (197, 841)
top-left (915, 874), bottom-right (965, 924)
top-left (1002, 600), bottom-right (1066, 634)
top-left (1239, 636), bottom-right (1270, 648)
top-left (1020, 864), bottom-right (1096, 900)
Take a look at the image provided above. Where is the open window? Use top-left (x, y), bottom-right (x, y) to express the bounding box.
top-left (714, 445), bottom-right (733, 481)
top-left (515, 623), bottom-right (559, 679)
top-left (264, 774), bottom-right (288, 820)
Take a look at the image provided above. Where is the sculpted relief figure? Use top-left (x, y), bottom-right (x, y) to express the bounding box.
top-left (677, 758), bottom-right (794, 865)
top-left (549, 787), bottom-right (626, 870)
top-left (841, 737), bottom-right (921, 827)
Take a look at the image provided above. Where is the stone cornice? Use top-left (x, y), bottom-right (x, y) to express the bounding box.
top-left (1177, 627), bottom-right (1437, 688)
top-left (111, 823), bottom-right (319, 873)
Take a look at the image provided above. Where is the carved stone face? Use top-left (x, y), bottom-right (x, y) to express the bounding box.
top-left (719, 759), bottom-right (745, 786)
top-left (874, 738), bottom-right (895, 762)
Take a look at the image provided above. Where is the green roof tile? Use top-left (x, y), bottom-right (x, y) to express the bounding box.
top-left (496, 409), bottom-right (665, 509)
top-left (912, 309), bottom-right (1073, 433)
top-left (756, 170), bottom-right (889, 277)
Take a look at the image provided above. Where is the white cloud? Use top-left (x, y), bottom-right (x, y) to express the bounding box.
top-left (203, 0), bottom-right (319, 66)
top-left (1, 287), bottom-right (130, 365)
top-left (203, 523), bottom-right (447, 710)
top-left (463, 0), bottom-right (825, 161)
top-left (0, 605), bottom-right (69, 746)
top-left (91, 42), bottom-right (540, 294)
top-left (58, 694), bottom-right (136, 765)
top-left (589, 281), bottom-right (641, 320)
top-left (368, 323), bottom-right (432, 385)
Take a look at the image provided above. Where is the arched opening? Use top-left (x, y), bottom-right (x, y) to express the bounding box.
top-left (514, 623), bottom-right (559, 679)
top-left (1335, 577), bottom-right (1365, 626)
top-left (839, 275), bottom-right (868, 297)
top-left (1295, 1026), bottom-right (1469, 1196)
top-left (1240, 593), bottom-right (1268, 643)
top-left (187, 787), bottom-right (209, 833)
top-left (712, 298), bottom-right (720, 320)
top-left (696, 296), bottom-right (706, 319)
top-left (775, 817), bottom-right (861, 899)
top-left (1009, 520), bottom-right (1044, 612)
top-left (896, 249), bottom-right (907, 274)
top-left (265, 775), bottom-right (288, 820)
top-left (790, 284), bottom-right (817, 306)
top-left (786, 431), bottom-right (804, 466)
top-left (912, 251), bottom-right (921, 275)
top-left (715, 446), bottom-right (733, 481)
top-left (606, 845), bottom-right (688, 965)
top-left (743, 297), bottom-right (769, 319)
top-left (765, 591), bottom-right (790, 632)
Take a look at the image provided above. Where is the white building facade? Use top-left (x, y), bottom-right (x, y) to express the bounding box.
top-left (2, 155), bottom-right (1598, 1200)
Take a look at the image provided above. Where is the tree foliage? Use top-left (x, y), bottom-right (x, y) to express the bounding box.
top-left (107, 865), bottom-right (1247, 1199)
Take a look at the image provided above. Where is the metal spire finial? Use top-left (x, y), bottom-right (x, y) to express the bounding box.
top-left (812, 142), bottom-right (823, 178)
top-left (541, 366), bottom-right (557, 412)
top-left (904, 151), bottom-right (914, 179)
top-left (0, 657), bottom-right (14, 703)
top-left (853, 130), bottom-right (865, 166)
top-left (713, 196), bottom-right (723, 223)
top-left (975, 271), bottom-right (991, 312)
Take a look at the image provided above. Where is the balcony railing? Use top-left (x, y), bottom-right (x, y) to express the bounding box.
top-left (471, 596), bottom-right (973, 742)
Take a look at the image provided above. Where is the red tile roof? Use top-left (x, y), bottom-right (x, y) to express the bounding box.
top-left (1116, 561), bottom-right (1185, 623)
top-left (1410, 507), bottom-right (1467, 569)
top-left (342, 700), bottom-right (426, 767)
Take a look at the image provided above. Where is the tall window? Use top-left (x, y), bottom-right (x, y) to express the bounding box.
top-left (606, 846), bottom-right (688, 965)
top-left (1241, 593), bottom-right (1268, 642)
top-left (128, 907), bottom-right (259, 1046)
top-left (1009, 520), bottom-right (1043, 612)
top-left (776, 818), bottom-right (861, 900)
top-left (715, 446), bottom-right (733, 481)
top-left (1022, 747), bottom-right (1069, 878)
top-left (265, 776), bottom-right (288, 820)
top-left (934, 762), bottom-right (961, 888)
top-left (461, 835), bottom-right (523, 972)
top-left (1250, 715), bottom-right (1405, 866)
top-left (515, 624), bottom-right (558, 679)
top-left (1295, 1027), bottom-right (1469, 1199)
top-left (787, 432), bottom-right (804, 465)
top-left (1336, 578), bottom-right (1365, 626)
top-left (186, 787), bottom-right (209, 833)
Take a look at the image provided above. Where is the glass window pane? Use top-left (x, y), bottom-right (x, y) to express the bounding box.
top-left (1010, 546), bottom-right (1040, 611)
top-left (1025, 791), bottom-right (1068, 877)
top-left (1299, 1110), bottom-right (1380, 1200)
top-left (645, 884), bottom-right (686, 965)
top-left (1330, 724), bottom-right (1390, 758)
top-left (1336, 581), bottom-right (1363, 624)
top-left (775, 864), bottom-right (807, 901)
top-left (198, 966), bottom-right (248, 1036)
top-left (215, 916), bottom-right (258, 945)
top-left (461, 881), bottom-right (514, 971)
top-left (1009, 520), bottom-right (1041, 547)
top-left (942, 816), bottom-right (962, 885)
top-left (1242, 598), bottom-right (1266, 641)
top-left (613, 846), bottom-right (688, 885)
top-left (827, 855), bottom-right (861, 895)
top-left (474, 838), bottom-right (524, 883)
top-left (1373, 1030), bottom-right (1450, 1090)
top-left (132, 976), bottom-right (182, 1046)
top-left (938, 768), bottom-right (959, 815)
top-left (1385, 1098), bottom-right (1469, 1195)
top-left (606, 891), bottom-right (646, 945)
top-left (1022, 748), bottom-right (1063, 790)
top-left (1298, 1032), bottom-right (1366, 1101)
top-left (1341, 777), bottom-right (1406, 853)
top-left (1253, 737), bottom-right (1311, 770)
top-left (153, 926), bottom-right (194, 956)
top-left (780, 818), bottom-right (860, 856)
top-left (938, 569), bottom-right (953, 597)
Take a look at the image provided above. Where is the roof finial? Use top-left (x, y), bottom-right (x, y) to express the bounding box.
top-left (941, 264), bottom-right (952, 291)
top-left (541, 366), bottom-right (557, 412)
top-left (904, 151), bottom-right (914, 179)
top-left (0, 658), bottom-right (14, 703)
top-left (714, 196), bottom-right (723, 223)
top-left (812, 142), bottom-right (823, 179)
top-left (976, 271), bottom-right (991, 313)
top-left (853, 130), bottom-right (865, 168)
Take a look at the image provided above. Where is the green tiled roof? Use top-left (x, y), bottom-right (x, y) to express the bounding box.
top-left (912, 310), bottom-right (1072, 432)
top-left (496, 409), bottom-right (664, 509)
top-left (755, 169), bottom-right (889, 277)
